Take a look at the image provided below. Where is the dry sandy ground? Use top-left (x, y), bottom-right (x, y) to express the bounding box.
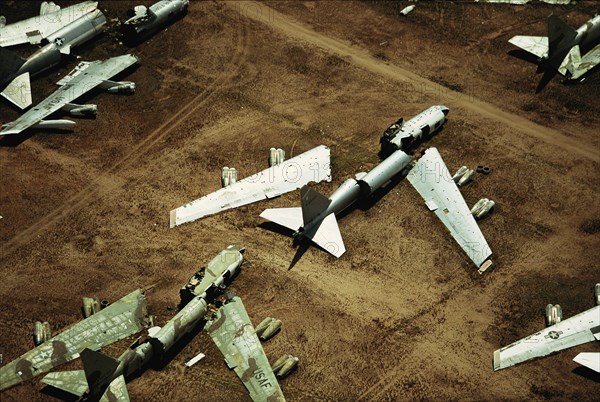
top-left (0, 1), bottom-right (599, 401)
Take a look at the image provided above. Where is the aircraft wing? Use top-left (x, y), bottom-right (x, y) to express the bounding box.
top-left (407, 148), bottom-right (492, 269)
top-left (0, 54), bottom-right (139, 136)
top-left (570, 43), bottom-right (600, 80)
top-left (0, 2), bottom-right (99, 47)
top-left (41, 370), bottom-right (89, 397)
top-left (170, 145), bottom-right (331, 227)
top-left (573, 352), bottom-right (600, 373)
top-left (0, 289), bottom-right (149, 391)
top-left (493, 305), bottom-right (600, 371)
top-left (509, 35), bottom-right (549, 59)
top-left (206, 296), bottom-right (286, 402)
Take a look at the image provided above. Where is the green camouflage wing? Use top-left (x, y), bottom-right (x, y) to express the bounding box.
top-left (206, 297), bottom-right (285, 402)
top-left (0, 289), bottom-right (148, 391)
top-left (100, 375), bottom-right (130, 402)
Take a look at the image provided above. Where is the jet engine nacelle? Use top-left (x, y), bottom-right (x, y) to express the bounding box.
top-left (82, 297), bottom-right (102, 318)
top-left (595, 283), bottom-right (600, 306)
top-left (545, 304), bottom-right (563, 327)
top-left (272, 354), bottom-right (300, 378)
top-left (470, 198), bottom-right (495, 220)
top-left (255, 317), bottom-right (282, 341)
top-left (33, 321), bottom-right (52, 346)
top-left (107, 82), bottom-right (136, 94)
top-left (68, 104), bottom-right (97, 117)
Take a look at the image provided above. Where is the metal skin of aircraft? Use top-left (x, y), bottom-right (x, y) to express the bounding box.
top-left (121, 0), bottom-right (190, 44)
top-left (0, 5), bottom-right (107, 109)
top-left (493, 302), bottom-right (600, 371)
top-left (206, 294), bottom-right (293, 402)
top-left (509, 14), bottom-right (600, 92)
top-left (0, 289), bottom-right (151, 392)
top-left (40, 245), bottom-right (245, 402)
top-left (0, 54), bottom-right (139, 137)
top-left (0, 1), bottom-right (99, 48)
top-left (170, 145), bottom-right (332, 228)
top-left (407, 148), bottom-right (493, 272)
top-left (573, 353), bottom-right (600, 373)
top-left (260, 106), bottom-right (453, 259)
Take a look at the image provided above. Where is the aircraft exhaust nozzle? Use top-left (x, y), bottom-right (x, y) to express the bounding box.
top-left (108, 82), bottom-right (136, 93)
top-left (272, 354), bottom-right (299, 378)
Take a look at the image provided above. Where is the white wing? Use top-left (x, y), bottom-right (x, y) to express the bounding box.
top-left (407, 148), bottom-right (492, 268)
top-left (573, 352), bottom-right (600, 373)
top-left (509, 35), bottom-right (549, 59)
top-left (0, 2), bottom-right (98, 47)
top-left (0, 54), bottom-right (139, 136)
top-left (493, 305), bottom-right (600, 371)
top-left (170, 145), bottom-right (331, 227)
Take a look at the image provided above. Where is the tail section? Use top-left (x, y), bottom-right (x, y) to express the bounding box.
top-left (300, 185), bottom-right (331, 225)
top-left (305, 213), bottom-right (345, 257)
top-left (1, 72), bottom-right (32, 109)
top-left (0, 48), bottom-right (25, 90)
top-left (260, 207), bottom-right (304, 232)
top-left (547, 15), bottom-right (576, 60)
top-left (80, 348), bottom-right (120, 398)
top-left (41, 370), bottom-right (89, 397)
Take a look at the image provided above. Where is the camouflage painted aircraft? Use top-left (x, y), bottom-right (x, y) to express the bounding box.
top-left (206, 294), bottom-right (299, 402)
top-left (40, 245), bottom-right (245, 401)
top-left (0, 289), bottom-right (150, 392)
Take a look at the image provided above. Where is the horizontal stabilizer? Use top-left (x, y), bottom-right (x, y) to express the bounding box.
top-left (1, 72), bottom-right (32, 109)
top-left (100, 375), bottom-right (130, 402)
top-left (569, 43), bottom-right (600, 80)
top-left (509, 36), bottom-right (548, 59)
top-left (305, 213), bottom-right (345, 258)
top-left (41, 370), bottom-right (88, 397)
top-left (260, 207), bottom-right (303, 232)
top-left (573, 353), bottom-right (600, 373)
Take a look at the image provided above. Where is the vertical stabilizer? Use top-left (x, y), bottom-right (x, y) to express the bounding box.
top-left (80, 348), bottom-right (120, 397)
top-left (300, 185), bottom-right (331, 225)
top-left (547, 15), bottom-right (576, 58)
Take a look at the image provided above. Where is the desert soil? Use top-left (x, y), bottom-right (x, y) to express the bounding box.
top-left (0, 1), bottom-right (599, 401)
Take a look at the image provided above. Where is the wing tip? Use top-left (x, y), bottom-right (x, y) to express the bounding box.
top-left (169, 209), bottom-right (177, 228)
top-left (493, 349), bottom-right (502, 371)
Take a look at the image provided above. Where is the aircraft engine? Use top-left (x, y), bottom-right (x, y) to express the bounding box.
top-left (107, 82), bottom-right (136, 93)
top-left (33, 321), bottom-right (52, 346)
top-left (545, 304), bottom-right (563, 327)
top-left (595, 283), bottom-right (600, 306)
top-left (457, 169), bottom-right (474, 187)
top-left (470, 198), bottom-right (495, 220)
top-left (82, 297), bottom-right (102, 318)
top-left (272, 354), bottom-right (300, 378)
top-left (452, 166), bottom-right (468, 183)
top-left (260, 319), bottom-right (282, 341)
top-left (69, 104), bottom-right (97, 117)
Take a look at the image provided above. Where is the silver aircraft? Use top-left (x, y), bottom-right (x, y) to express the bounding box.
top-left (1, 54), bottom-right (138, 136)
top-left (0, 1), bottom-right (99, 48)
top-left (0, 3), bottom-right (106, 109)
top-left (121, 0), bottom-right (189, 44)
top-left (509, 14), bottom-right (600, 91)
top-left (493, 285), bottom-right (600, 371)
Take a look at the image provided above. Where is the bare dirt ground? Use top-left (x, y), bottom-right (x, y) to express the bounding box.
top-left (1, 1), bottom-right (599, 400)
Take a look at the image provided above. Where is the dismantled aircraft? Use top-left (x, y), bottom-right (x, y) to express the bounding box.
top-left (573, 352), bottom-right (600, 373)
top-left (0, 289), bottom-right (150, 391)
top-left (206, 293), bottom-right (298, 402)
top-left (0, 4), bottom-right (107, 109)
top-left (0, 1), bottom-right (99, 48)
top-left (170, 145), bottom-right (331, 228)
top-left (493, 285), bottom-right (600, 371)
top-left (0, 54), bottom-right (139, 136)
top-left (509, 14), bottom-right (600, 91)
top-left (121, 0), bottom-right (189, 44)
top-left (40, 245), bottom-right (245, 401)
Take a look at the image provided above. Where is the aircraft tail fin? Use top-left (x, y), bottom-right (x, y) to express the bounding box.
top-left (1, 72), bottom-right (32, 109)
top-left (300, 185), bottom-right (331, 226)
top-left (547, 15), bottom-right (576, 58)
top-left (80, 348), bottom-right (120, 397)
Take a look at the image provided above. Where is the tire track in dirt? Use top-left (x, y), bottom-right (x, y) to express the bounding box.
top-left (1, 25), bottom-right (250, 260)
top-left (225, 1), bottom-right (598, 163)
